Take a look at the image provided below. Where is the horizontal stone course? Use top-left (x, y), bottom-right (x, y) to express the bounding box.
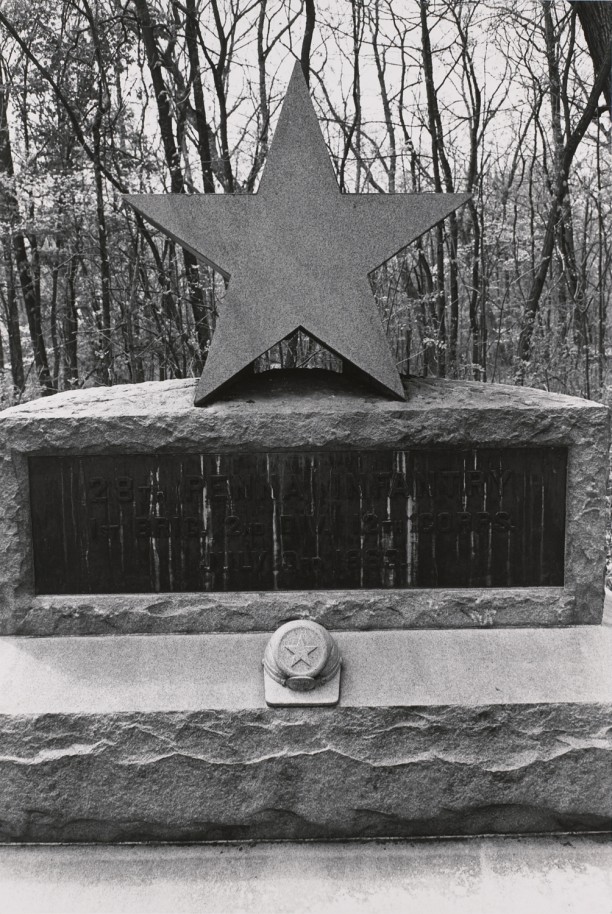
top-left (21, 587), bottom-right (575, 636)
top-left (2, 375), bottom-right (608, 452)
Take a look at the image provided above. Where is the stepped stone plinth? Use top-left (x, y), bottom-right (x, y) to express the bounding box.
top-left (0, 375), bottom-right (609, 842)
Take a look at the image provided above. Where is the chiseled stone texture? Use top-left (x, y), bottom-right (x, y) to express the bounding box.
top-left (0, 613), bottom-right (610, 842)
top-left (0, 373), bottom-right (608, 634)
top-left (0, 704), bottom-right (610, 842)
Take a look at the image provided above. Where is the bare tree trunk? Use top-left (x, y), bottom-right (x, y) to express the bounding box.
top-left (451, 3), bottom-right (484, 379)
top-left (570, 0), bottom-right (612, 110)
top-left (0, 60), bottom-right (52, 393)
top-left (199, 0), bottom-right (235, 192)
top-left (244, 0), bottom-right (270, 194)
top-left (79, 0), bottom-right (115, 383)
top-left (420, 1), bottom-right (456, 377)
top-left (64, 254), bottom-right (79, 385)
top-left (50, 242), bottom-right (61, 390)
top-left (184, 0), bottom-right (216, 193)
top-left (517, 9), bottom-right (611, 371)
top-left (338, 1), bottom-right (363, 192)
top-left (301, 0), bottom-right (316, 86)
top-left (133, 0), bottom-right (210, 367)
top-left (1, 237), bottom-right (24, 393)
top-left (596, 122), bottom-right (606, 395)
top-left (371, 0), bottom-right (396, 193)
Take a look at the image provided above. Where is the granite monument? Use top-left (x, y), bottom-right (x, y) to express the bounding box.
top-left (0, 63), bottom-right (610, 841)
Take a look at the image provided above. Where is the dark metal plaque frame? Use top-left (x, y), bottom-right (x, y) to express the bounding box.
top-left (29, 448), bottom-right (567, 594)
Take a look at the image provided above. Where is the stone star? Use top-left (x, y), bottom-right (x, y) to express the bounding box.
top-left (125, 63), bottom-right (470, 406)
top-left (284, 631), bottom-right (319, 669)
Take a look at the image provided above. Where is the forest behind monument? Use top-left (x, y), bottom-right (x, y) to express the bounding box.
top-left (0, 0), bottom-right (610, 405)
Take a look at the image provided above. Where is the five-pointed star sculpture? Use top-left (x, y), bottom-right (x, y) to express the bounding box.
top-left (125, 62), bottom-right (470, 406)
top-left (284, 631), bottom-right (319, 669)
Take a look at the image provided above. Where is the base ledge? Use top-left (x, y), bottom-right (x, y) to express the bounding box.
top-left (1, 603), bottom-right (611, 713)
top-left (0, 617), bottom-right (611, 842)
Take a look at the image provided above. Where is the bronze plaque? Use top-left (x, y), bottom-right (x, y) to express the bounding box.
top-left (29, 449), bottom-right (566, 594)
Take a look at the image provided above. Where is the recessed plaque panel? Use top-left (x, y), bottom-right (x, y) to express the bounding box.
top-left (29, 449), bottom-right (566, 594)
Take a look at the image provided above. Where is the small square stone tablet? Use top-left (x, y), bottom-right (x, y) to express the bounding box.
top-left (263, 669), bottom-right (341, 707)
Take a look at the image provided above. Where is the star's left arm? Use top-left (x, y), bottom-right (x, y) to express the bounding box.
top-left (124, 194), bottom-right (257, 278)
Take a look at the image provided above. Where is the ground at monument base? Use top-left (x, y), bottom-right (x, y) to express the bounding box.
top-left (1, 835), bottom-right (610, 914)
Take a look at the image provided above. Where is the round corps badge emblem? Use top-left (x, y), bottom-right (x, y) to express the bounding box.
top-left (263, 620), bottom-right (342, 706)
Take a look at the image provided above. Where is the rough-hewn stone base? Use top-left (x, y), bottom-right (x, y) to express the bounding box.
top-left (1, 600), bottom-right (610, 843)
top-left (1, 704), bottom-right (610, 842)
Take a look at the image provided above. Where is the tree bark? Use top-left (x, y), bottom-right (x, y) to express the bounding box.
top-left (0, 60), bottom-right (52, 393)
top-left (420, 2), bottom-right (454, 376)
top-left (301, 0), bottom-right (316, 86)
top-left (184, 0), bottom-right (216, 193)
top-left (132, 0), bottom-right (210, 367)
top-left (64, 254), bottom-right (79, 386)
top-left (517, 18), bottom-right (611, 369)
top-left (0, 237), bottom-right (24, 393)
top-left (570, 0), bottom-right (612, 111)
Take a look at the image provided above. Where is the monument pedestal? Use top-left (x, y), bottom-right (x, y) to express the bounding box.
top-left (0, 376), bottom-right (609, 841)
top-left (0, 601), bottom-right (611, 841)
top-left (0, 374), bottom-right (608, 634)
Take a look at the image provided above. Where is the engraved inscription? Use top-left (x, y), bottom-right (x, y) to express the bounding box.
top-left (29, 449), bottom-right (567, 594)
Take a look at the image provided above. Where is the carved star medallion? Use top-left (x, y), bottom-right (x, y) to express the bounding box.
top-left (125, 63), bottom-right (470, 405)
top-left (283, 630), bottom-right (319, 669)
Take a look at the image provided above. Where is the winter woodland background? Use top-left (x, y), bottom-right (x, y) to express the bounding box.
top-left (0, 0), bottom-right (610, 407)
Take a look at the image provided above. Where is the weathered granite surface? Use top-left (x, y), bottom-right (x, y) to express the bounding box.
top-left (0, 608), bottom-right (610, 842)
top-left (22, 588), bottom-right (576, 636)
top-left (1, 704), bottom-right (610, 842)
top-left (0, 373), bottom-right (608, 633)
